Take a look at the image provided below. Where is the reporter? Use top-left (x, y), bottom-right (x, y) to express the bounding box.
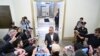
top-left (75, 22), bottom-right (88, 44)
top-left (85, 28), bottom-right (100, 48)
top-left (0, 33), bottom-right (17, 54)
top-left (3, 29), bottom-right (18, 42)
top-left (0, 32), bottom-right (27, 56)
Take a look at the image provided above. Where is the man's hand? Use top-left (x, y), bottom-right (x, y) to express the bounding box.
top-left (75, 30), bottom-right (79, 35)
top-left (96, 46), bottom-right (100, 56)
top-left (52, 41), bottom-right (56, 44)
top-left (9, 32), bottom-right (17, 43)
top-left (45, 41), bottom-right (47, 45)
top-left (88, 45), bottom-right (94, 56)
top-left (14, 48), bottom-right (27, 56)
top-left (80, 37), bottom-right (84, 39)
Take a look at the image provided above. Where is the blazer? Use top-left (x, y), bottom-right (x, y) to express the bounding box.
top-left (3, 34), bottom-right (11, 42)
top-left (0, 42), bottom-right (15, 53)
top-left (21, 32), bottom-right (30, 41)
top-left (78, 27), bottom-right (88, 36)
top-left (45, 33), bottom-right (59, 45)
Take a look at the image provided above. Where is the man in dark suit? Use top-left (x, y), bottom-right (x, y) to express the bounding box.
top-left (45, 26), bottom-right (59, 52)
top-left (76, 22), bottom-right (88, 44)
top-left (55, 9), bottom-right (59, 30)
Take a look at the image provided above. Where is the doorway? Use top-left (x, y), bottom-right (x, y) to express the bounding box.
top-left (32, 0), bottom-right (66, 43)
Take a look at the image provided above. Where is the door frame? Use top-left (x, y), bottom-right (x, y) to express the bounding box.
top-left (62, 0), bottom-right (66, 40)
top-left (30, 0), bottom-right (66, 40)
top-left (58, 0), bottom-right (66, 41)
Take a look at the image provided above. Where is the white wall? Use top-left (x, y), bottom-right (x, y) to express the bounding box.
top-left (12, 0), bottom-right (34, 37)
top-left (97, 7), bottom-right (100, 27)
top-left (98, 18), bottom-right (100, 27)
top-left (97, 19), bottom-right (100, 27)
top-left (12, 0), bottom-right (33, 27)
top-left (64, 0), bottom-right (100, 37)
top-left (0, 0), bottom-right (15, 39)
top-left (0, 0), bottom-right (100, 39)
top-left (58, 1), bottom-right (65, 40)
top-left (0, 0), bottom-right (33, 39)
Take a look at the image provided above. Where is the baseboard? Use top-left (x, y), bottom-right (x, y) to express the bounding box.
top-left (63, 37), bottom-right (74, 40)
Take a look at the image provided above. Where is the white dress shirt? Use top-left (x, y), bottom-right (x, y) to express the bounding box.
top-left (50, 34), bottom-right (54, 41)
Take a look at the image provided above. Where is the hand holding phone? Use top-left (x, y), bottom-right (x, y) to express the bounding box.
top-left (88, 45), bottom-right (94, 56)
top-left (15, 32), bottom-right (21, 37)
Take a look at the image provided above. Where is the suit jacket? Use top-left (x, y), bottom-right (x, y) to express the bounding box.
top-left (3, 34), bottom-right (11, 42)
top-left (78, 27), bottom-right (88, 36)
top-left (45, 33), bottom-right (59, 45)
top-left (0, 42), bottom-right (15, 53)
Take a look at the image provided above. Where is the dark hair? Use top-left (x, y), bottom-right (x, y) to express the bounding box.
top-left (81, 22), bottom-right (87, 25)
top-left (23, 16), bottom-right (27, 19)
top-left (83, 22), bottom-right (86, 25)
top-left (80, 17), bottom-right (83, 20)
top-left (29, 27), bottom-right (33, 29)
top-left (21, 16), bottom-right (27, 22)
top-left (52, 51), bottom-right (59, 56)
top-left (12, 26), bottom-right (19, 32)
top-left (9, 26), bottom-right (19, 31)
top-left (95, 28), bottom-right (100, 33)
top-left (12, 26), bottom-right (18, 29)
top-left (12, 38), bottom-right (21, 47)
